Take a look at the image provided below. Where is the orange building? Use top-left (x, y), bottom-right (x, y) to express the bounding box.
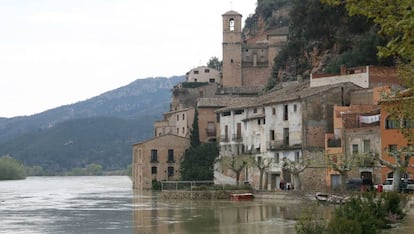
top-left (380, 91), bottom-right (414, 182)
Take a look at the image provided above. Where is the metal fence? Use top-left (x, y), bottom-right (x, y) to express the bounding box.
top-left (161, 181), bottom-right (215, 191)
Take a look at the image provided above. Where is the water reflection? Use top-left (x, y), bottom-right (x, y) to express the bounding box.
top-left (133, 191), bottom-right (302, 234)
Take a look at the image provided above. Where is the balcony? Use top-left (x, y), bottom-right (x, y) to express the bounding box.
top-left (231, 134), bottom-right (243, 142)
top-left (267, 140), bottom-right (301, 150)
top-left (220, 135), bottom-right (229, 143)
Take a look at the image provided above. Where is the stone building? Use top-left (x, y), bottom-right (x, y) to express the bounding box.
top-left (186, 66), bottom-right (221, 84)
top-left (221, 10), bottom-right (287, 88)
top-left (132, 134), bottom-right (189, 190)
top-left (216, 81), bottom-right (362, 191)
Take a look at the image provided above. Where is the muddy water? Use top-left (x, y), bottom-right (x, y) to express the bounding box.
top-left (0, 176), bottom-right (413, 234)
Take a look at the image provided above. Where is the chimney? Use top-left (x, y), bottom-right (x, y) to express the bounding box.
top-left (340, 65), bottom-right (347, 75)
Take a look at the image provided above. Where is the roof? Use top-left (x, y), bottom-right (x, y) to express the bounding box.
top-left (222, 10), bottom-right (242, 16)
top-left (133, 133), bottom-right (189, 146)
top-left (198, 96), bottom-right (257, 108)
top-left (215, 81), bottom-right (362, 112)
top-left (259, 81), bottom-right (361, 105)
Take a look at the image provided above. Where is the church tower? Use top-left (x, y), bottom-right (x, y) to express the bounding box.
top-left (222, 10), bottom-right (242, 87)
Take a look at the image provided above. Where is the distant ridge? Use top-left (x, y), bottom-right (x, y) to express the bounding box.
top-left (0, 75), bottom-right (185, 172)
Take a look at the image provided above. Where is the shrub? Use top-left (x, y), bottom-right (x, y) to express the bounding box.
top-left (0, 155), bottom-right (26, 180)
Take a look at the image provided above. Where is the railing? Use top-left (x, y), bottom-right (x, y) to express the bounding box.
top-left (161, 181), bottom-right (215, 191)
top-left (267, 141), bottom-right (301, 150)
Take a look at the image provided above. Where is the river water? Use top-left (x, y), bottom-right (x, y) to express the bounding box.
top-left (0, 176), bottom-right (412, 234)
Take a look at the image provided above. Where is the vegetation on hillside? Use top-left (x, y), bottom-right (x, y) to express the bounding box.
top-left (243, 0), bottom-right (395, 90)
top-left (0, 155), bottom-right (26, 180)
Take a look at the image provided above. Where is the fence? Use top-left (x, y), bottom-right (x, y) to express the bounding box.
top-left (161, 181), bottom-right (215, 191)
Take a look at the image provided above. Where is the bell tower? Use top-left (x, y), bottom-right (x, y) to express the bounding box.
top-left (222, 10), bottom-right (242, 87)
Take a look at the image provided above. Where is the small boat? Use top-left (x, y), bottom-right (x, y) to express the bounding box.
top-left (230, 193), bottom-right (254, 201)
top-left (315, 192), bottom-right (344, 204)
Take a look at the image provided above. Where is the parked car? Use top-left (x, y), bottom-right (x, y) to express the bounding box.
top-left (381, 178), bottom-right (414, 192)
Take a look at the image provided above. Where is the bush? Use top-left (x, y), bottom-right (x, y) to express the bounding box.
top-left (0, 155), bottom-right (26, 180)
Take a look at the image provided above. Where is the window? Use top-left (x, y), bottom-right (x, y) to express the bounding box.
top-left (182, 114), bottom-right (185, 120)
top-left (193, 70), bottom-right (199, 74)
top-left (182, 127), bottom-right (185, 134)
top-left (352, 144), bottom-right (358, 154)
top-left (176, 128), bottom-right (179, 134)
top-left (295, 152), bottom-right (300, 162)
top-left (274, 153), bottom-right (280, 163)
top-left (234, 109), bottom-right (243, 115)
top-left (168, 166), bottom-right (174, 177)
top-left (363, 140), bottom-right (371, 153)
top-left (294, 104), bottom-right (297, 112)
top-left (151, 166), bottom-right (157, 175)
top-left (385, 116), bottom-right (400, 129)
top-left (283, 105), bottom-right (288, 120)
top-left (272, 108), bottom-right (276, 115)
top-left (209, 78), bottom-right (215, 83)
top-left (229, 18), bottom-right (235, 31)
top-left (204, 69), bottom-right (210, 73)
top-left (257, 119), bottom-right (261, 125)
top-left (403, 119), bottom-right (414, 128)
top-left (223, 111), bottom-right (231, 116)
top-left (270, 130), bottom-right (275, 141)
top-left (150, 149), bottom-right (158, 163)
top-left (176, 114), bottom-right (179, 121)
top-left (168, 149), bottom-right (174, 163)
top-left (283, 128), bottom-right (289, 145)
top-left (207, 121), bottom-right (216, 136)
top-left (253, 108), bottom-right (257, 114)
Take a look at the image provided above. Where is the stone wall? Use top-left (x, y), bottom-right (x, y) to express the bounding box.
top-left (161, 190), bottom-right (251, 200)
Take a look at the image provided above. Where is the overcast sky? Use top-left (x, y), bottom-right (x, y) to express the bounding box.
top-left (0, 0), bottom-right (257, 118)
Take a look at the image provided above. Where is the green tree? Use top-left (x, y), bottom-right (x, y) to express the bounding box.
top-left (207, 57), bottom-right (222, 71)
top-left (86, 163), bottom-right (103, 175)
top-left (190, 108), bottom-right (200, 148)
top-left (25, 165), bottom-right (45, 176)
top-left (0, 155), bottom-right (26, 180)
top-left (180, 143), bottom-right (218, 181)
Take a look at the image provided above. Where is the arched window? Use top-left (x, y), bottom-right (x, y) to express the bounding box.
top-left (229, 18), bottom-right (235, 31)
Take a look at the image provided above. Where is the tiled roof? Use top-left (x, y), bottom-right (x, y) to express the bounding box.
top-left (259, 81), bottom-right (361, 105)
top-left (222, 10), bottom-right (242, 16)
top-left (198, 96), bottom-right (257, 108)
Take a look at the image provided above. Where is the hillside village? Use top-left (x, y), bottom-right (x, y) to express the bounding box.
top-left (131, 9), bottom-right (414, 193)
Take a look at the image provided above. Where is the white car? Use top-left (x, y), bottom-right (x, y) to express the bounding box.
top-left (381, 178), bottom-right (414, 192)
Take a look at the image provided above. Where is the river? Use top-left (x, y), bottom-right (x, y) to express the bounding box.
top-left (0, 176), bottom-right (412, 233)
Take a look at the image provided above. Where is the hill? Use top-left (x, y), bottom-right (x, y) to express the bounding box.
top-left (0, 76), bottom-right (184, 173)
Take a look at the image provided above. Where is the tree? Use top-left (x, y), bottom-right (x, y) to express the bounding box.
top-left (282, 157), bottom-right (309, 191)
top-left (373, 145), bottom-right (414, 191)
top-left (219, 154), bottom-right (254, 185)
top-left (180, 143), bottom-right (218, 181)
top-left (190, 108), bottom-right (200, 148)
top-left (207, 57), bottom-right (222, 71)
top-left (0, 155), bottom-right (26, 180)
top-left (328, 154), bottom-right (353, 192)
top-left (255, 157), bottom-right (273, 190)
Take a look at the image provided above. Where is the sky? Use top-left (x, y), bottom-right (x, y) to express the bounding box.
top-left (0, 0), bottom-right (257, 118)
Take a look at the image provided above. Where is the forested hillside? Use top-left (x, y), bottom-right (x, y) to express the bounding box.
top-left (0, 76), bottom-right (184, 174)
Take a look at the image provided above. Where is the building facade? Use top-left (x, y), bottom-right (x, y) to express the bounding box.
top-left (132, 134), bottom-right (189, 190)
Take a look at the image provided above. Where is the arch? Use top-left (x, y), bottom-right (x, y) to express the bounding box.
top-left (229, 18), bottom-right (235, 31)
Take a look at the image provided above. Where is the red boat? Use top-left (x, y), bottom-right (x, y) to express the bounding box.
top-left (230, 193), bottom-right (254, 201)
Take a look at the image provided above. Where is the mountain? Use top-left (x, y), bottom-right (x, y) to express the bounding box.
top-left (0, 76), bottom-right (184, 173)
